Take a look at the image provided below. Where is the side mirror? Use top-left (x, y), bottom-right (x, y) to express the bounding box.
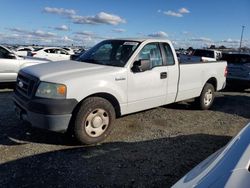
top-left (132, 59), bottom-right (151, 72)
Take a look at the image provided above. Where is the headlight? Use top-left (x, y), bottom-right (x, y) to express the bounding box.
top-left (35, 82), bottom-right (67, 99)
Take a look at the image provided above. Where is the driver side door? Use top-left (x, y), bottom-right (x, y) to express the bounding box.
top-left (127, 43), bottom-right (168, 113)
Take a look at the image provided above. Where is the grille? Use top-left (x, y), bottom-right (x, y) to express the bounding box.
top-left (15, 72), bottom-right (39, 100)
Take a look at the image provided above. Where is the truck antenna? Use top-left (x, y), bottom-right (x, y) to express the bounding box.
top-left (239, 25), bottom-right (245, 50)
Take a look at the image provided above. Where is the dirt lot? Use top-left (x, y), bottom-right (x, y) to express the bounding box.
top-left (0, 88), bottom-right (249, 187)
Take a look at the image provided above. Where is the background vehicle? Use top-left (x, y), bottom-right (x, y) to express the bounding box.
top-left (28, 47), bottom-right (71, 61)
top-left (172, 122), bottom-right (250, 188)
top-left (13, 39), bottom-right (227, 144)
top-left (222, 53), bottom-right (250, 90)
top-left (0, 45), bottom-right (50, 83)
top-left (15, 46), bottom-right (34, 57)
top-left (180, 49), bottom-right (222, 63)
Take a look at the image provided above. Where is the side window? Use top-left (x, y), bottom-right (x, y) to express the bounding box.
top-left (137, 43), bottom-right (163, 68)
top-left (0, 49), bottom-right (6, 58)
top-left (54, 49), bottom-right (61, 54)
top-left (0, 47), bottom-right (10, 59)
top-left (45, 49), bottom-right (57, 54)
top-left (59, 49), bottom-right (68, 55)
top-left (44, 49), bottom-right (50, 53)
top-left (19, 48), bottom-right (31, 52)
top-left (162, 43), bottom-right (175, 65)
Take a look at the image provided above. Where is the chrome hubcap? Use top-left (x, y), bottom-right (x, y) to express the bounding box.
top-left (204, 89), bottom-right (213, 106)
top-left (84, 108), bottom-right (109, 137)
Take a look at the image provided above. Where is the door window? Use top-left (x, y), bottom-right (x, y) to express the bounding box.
top-left (44, 49), bottom-right (56, 54)
top-left (0, 47), bottom-right (11, 59)
top-left (137, 43), bottom-right (163, 68)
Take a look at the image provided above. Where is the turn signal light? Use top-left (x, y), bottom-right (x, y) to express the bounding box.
top-left (57, 85), bottom-right (66, 95)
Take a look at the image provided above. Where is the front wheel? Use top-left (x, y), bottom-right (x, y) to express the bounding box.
top-left (74, 97), bottom-right (115, 145)
top-left (196, 83), bottom-right (215, 110)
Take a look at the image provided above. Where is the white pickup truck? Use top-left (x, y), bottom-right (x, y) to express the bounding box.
top-left (13, 39), bottom-right (227, 144)
top-left (179, 49), bottom-right (222, 63)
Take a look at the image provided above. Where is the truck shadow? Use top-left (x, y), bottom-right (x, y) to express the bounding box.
top-left (212, 94), bottom-right (250, 119)
top-left (0, 134), bottom-right (231, 188)
top-left (0, 121), bottom-right (78, 146)
top-left (0, 83), bottom-right (15, 90)
top-left (165, 92), bottom-right (250, 119)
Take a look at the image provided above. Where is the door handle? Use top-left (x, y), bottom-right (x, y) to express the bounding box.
top-left (160, 72), bottom-right (167, 79)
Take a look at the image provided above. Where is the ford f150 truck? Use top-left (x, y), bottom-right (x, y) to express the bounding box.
top-left (179, 49), bottom-right (222, 63)
top-left (13, 39), bottom-right (227, 144)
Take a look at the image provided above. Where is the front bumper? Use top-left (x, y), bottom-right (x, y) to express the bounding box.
top-left (13, 94), bottom-right (78, 132)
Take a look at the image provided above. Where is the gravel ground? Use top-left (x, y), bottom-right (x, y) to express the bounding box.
top-left (0, 88), bottom-right (249, 187)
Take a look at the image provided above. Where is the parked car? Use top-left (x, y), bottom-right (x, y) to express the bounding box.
top-left (222, 53), bottom-right (250, 90)
top-left (28, 47), bottom-right (71, 61)
top-left (70, 49), bottom-right (86, 60)
top-left (180, 49), bottom-right (222, 63)
top-left (172, 122), bottom-right (250, 188)
top-left (13, 38), bottom-right (227, 144)
top-left (15, 46), bottom-right (34, 57)
top-left (0, 45), bottom-right (50, 83)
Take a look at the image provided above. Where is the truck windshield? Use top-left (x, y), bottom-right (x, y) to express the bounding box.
top-left (77, 40), bottom-right (140, 67)
top-left (193, 50), bottom-right (214, 58)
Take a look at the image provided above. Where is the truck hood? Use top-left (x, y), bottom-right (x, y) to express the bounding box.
top-left (21, 60), bottom-right (123, 82)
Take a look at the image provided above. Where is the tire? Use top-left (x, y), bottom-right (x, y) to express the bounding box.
top-left (73, 97), bottom-right (115, 145)
top-left (196, 83), bottom-right (215, 110)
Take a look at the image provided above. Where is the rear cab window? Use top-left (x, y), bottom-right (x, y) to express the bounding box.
top-left (161, 43), bottom-right (175, 65)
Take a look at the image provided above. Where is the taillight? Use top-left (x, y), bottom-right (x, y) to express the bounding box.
top-left (224, 66), bottom-right (228, 77)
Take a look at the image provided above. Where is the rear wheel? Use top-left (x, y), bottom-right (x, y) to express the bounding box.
top-left (74, 97), bottom-right (115, 145)
top-left (196, 83), bottom-right (215, 110)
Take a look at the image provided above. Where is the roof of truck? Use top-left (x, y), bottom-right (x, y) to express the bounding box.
top-left (109, 38), bottom-right (171, 43)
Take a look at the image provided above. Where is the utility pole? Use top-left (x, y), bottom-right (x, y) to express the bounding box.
top-left (239, 25), bottom-right (245, 50)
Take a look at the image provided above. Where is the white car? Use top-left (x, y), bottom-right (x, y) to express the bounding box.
top-left (0, 45), bottom-right (50, 83)
top-left (15, 46), bottom-right (34, 57)
top-left (13, 38), bottom-right (227, 144)
top-left (172, 122), bottom-right (250, 188)
top-left (28, 47), bottom-right (71, 61)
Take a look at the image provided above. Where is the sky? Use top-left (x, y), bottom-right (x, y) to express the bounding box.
top-left (0, 0), bottom-right (249, 48)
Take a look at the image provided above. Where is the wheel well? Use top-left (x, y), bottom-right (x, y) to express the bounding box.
top-left (67, 93), bottom-right (121, 133)
top-left (206, 77), bottom-right (217, 91)
top-left (84, 93), bottom-right (121, 117)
